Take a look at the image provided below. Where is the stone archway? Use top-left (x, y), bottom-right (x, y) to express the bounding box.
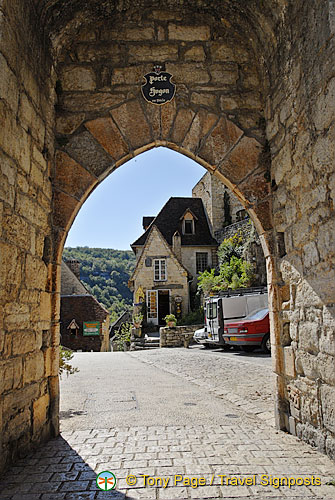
top-left (50, 14), bottom-right (279, 444)
top-left (51, 95), bottom-right (280, 417)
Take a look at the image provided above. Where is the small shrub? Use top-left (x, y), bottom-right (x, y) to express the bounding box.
top-left (59, 346), bottom-right (79, 377)
top-left (113, 322), bottom-right (132, 350)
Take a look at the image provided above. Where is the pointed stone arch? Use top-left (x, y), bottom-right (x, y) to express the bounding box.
top-left (53, 101), bottom-right (272, 263)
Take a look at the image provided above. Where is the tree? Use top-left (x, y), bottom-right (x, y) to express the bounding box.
top-left (62, 247), bottom-right (136, 317)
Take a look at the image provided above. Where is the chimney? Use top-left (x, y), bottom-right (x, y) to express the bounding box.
top-left (172, 231), bottom-right (182, 261)
top-left (66, 259), bottom-right (80, 279)
top-left (143, 216), bottom-right (155, 230)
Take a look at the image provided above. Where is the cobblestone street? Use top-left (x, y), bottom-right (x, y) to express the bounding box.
top-left (0, 349), bottom-right (334, 499)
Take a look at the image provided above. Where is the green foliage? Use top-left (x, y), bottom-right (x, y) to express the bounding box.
top-left (197, 230), bottom-right (255, 296)
top-left (132, 313), bottom-right (143, 325)
top-left (63, 247), bottom-right (136, 319)
top-left (217, 231), bottom-right (244, 264)
top-left (59, 346), bottom-right (79, 377)
top-left (178, 308), bottom-right (204, 326)
top-left (113, 322), bottom-right (132, 350)
top-left (197, 268), bottom-right (223, 295)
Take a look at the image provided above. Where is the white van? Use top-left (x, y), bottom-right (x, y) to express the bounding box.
top-left (194, 287), bottom-right (268, 348)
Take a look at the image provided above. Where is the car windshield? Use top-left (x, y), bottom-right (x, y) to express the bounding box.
top-left (245, 308), bottom-right (268, 320)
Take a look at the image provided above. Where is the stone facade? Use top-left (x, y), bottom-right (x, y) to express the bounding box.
top-left (192, 171), bottom-right (244, 232)
top-left (0, 0), bottom-right (334, 473)
top-left (129, 226), bottom-right (190, 322)
top-left (180, 245), bottom-right (218, 293)
top-left (130, 197), bottom-right (218, 321)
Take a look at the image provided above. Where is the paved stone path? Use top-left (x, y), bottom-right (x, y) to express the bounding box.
top-left (129, 347), bottom-right (275, 425)
top-left (0, 350), bottom-right (334, 499)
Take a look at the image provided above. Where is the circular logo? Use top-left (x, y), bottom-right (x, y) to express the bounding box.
top-left (96, 471), bottom-right (117, 491)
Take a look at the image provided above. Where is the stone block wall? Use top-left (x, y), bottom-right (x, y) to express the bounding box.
top-left (193, 172), bottom-right (244, 233)
top-left (265, 1), bottom-right (335, 458)
top-left (0, 0), bottom-right (57, 473)
top-left (160, 325), bottom-right (203, 348)
top-left (181, 246), bottom-right (217, 292)
top-left (214, 219), bottom-right (251, 243)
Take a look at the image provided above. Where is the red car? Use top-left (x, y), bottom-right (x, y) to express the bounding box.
top-left (223, 308), bottom-right (270, 353)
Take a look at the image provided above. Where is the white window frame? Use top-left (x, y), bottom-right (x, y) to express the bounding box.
top-left (154, 259), bottom-right (167, 281)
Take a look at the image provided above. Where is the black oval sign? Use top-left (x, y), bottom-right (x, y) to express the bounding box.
top-left (141, 71), bottom-right (176, 105)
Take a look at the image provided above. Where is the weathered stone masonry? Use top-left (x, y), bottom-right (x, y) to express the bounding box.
top-left (0, 0), bottom-right (334, 474)
top-left (266, 2), bottom-right (335, 457)
top-left (0, 0), bottom-right (58, 473)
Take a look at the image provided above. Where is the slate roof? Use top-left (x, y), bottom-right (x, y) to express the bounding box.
top-left (131, 197), bottom-right (218, 248)
top-left (61, 261), bottom-right (109, 314)
top-left (61, 260), bottom-right (89, 295)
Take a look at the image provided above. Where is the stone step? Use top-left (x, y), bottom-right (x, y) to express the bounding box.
top-left (131, 337), bottom-right (160, 350)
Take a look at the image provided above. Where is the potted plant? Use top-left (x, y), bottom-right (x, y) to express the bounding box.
top-left (164, 313), bottom-right (177, 328)
top-left (133, 313), bottom-right (143, 329)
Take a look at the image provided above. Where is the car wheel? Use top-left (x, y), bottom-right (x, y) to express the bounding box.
top-left (241, 345), bottom-right (256, 352)
top-left (262, 334), bottom-right (271, 354)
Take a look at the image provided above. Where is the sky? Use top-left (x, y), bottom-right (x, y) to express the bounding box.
top-left (65, 147), bottom-right (206, 251)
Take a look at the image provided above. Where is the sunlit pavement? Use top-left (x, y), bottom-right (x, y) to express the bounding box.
top-left (0, 350), bottom-right (334, 499)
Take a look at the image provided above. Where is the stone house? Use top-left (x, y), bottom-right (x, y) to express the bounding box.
top-left (60, 260), bottom-right (110, 352)
top-left (128, 197), bottom-right (218, 325)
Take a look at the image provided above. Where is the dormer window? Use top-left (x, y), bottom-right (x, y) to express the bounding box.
top-left (184, 219), bottom-right (194, 234)
top-left (181, 209), bottom-right (197, 235)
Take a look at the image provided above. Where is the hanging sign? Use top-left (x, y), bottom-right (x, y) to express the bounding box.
top-left (141, 65), bottom-right (176, 105)
top-left (83, 321), bottom-right (100, 336)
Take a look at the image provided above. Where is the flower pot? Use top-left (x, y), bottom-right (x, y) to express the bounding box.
top-left (167, 321), bottom-right (176, 328)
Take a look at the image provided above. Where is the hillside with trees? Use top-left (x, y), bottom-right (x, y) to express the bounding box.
top-left (62, 247), bottom-right (136, 321)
